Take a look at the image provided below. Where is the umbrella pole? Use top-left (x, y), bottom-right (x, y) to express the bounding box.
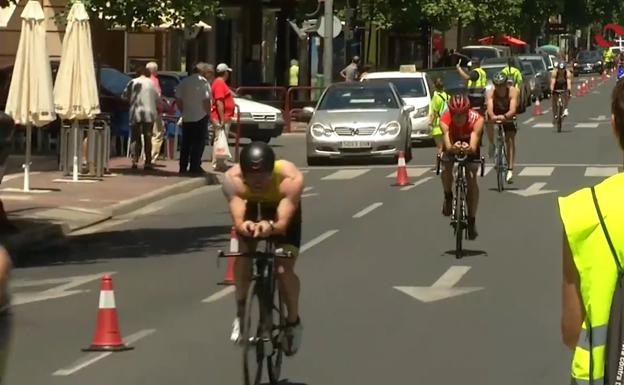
top-left (72, 120), bottom-right (79, 182)
top-left (23, 122), bottom-right (32, 192)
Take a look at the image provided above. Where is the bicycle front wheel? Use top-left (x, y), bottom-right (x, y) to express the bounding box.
top-left (556, 101), bottom-right (563, 133)
top-left (243, 281), bottom-right (264, 385)
top-left (496, 145), bottom-right (504, 193)
top-left (267, 284), bottom-right (285, 384)
top-left (454, 184), bottom-right (464, 259)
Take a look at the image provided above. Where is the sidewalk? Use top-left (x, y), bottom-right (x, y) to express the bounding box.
top-left (0, 157), bottom-right (221, 257)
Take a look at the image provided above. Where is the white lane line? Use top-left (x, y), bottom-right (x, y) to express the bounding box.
top-left (202, 286), bottom-right (235, 303)
top-left (542, 108), bottom-right (551, 114)
top-left (386, 168), bottom-right (430, 178)
top-left (321, 169), bottom-right (369, 180)
top-left (575, 123), bottom-right (600, 128)
top-left (519, 166), bottom-right (555, 176)
top-left (353, 202), bottom-right (383, 218)
top-left (522, 117), bottom-right (535, 124)
top-left (533, 123), bottom-right (554, 128)
top-left (585, 167), bottom-right (619, 177)
top-left (302, 193), bottom-right (319, 198)
top-left (202, 230), bottom-right (340, 303)
top-left (303, 186), bottom-right (314, 192)
top-left (12, 272), bottom-right (115, 306)
top-left (400, 176), bottom-right (434, 191)
top-left (52, 329), bottom-right (156, 376)
top-left (483, 166), bottom-right (494, 176)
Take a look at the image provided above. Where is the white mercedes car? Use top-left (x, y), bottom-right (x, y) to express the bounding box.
top-left (360, 71), bottom-right (432, 142)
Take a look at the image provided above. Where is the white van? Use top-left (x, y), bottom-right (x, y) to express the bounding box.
top-left (459, 45), bottom-right (511, 63)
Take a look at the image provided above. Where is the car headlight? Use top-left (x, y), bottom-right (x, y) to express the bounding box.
top-left (596, 61), bottom-right (603, 65)
top-left (574, 63), bottom-right (579, 67)
top-left (238, 112), bottom-right (253, 120)
top-left (379, 121), bottom-right (401, 136)
top-left (412, 106), bottom-right (428, 119)
top-left (275, 111), bottom-right (283, 120)
top-left (310, 123), bottom-right (332, 138)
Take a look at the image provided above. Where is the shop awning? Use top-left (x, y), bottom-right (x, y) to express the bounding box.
top-left (500, 34), bottom-right (527, 46)
top-left (478, 35), bottom-right (494, 44)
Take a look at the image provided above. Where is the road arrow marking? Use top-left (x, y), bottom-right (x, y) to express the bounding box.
top-left (509, 182), bottom-right (558, 197)
top-left (589, 115), bottom-right (608, 121)
top-left (394, 266), bottom-right (483, 303)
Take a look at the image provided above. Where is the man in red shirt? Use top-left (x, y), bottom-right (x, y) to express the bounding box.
top-left (211, 63), bottom-right (236, 171)
top-left (439, 94), bottom-right (484, 239)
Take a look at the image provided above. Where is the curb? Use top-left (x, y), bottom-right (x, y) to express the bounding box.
top-left (5, 173), bottom-right (221, 258)
top-left (107, 173), bottom-right (220, 217)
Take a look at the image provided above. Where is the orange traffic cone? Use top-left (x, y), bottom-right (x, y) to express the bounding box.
top-left (532, 98), bottom-right (543, 116)
top-left (219, 227), bottom-right (237, 285)
top-left (83, 275), bottom-right (133, 352)
top-left (392, 151), bottom-right (411, 186)
top-left (582, 81), bottom-right (588, 95)
top-left (576, 84), bottom-right (582, 97)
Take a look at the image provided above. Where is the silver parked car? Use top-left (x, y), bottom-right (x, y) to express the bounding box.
top-left (306, 82), bottom-right (414, 166)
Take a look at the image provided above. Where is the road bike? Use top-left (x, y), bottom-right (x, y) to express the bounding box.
top-left (218, 239), bottom-right (293, 385)
top-left (493, 118), bottom-right (516, 192)
top-left (437, 151), bottom-right (485, 259)
top-left (552, 90), bottom-right (566, 133)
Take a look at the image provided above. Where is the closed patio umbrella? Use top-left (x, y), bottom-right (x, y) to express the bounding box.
top-left (4, 0), bottom-right (56, 192)
top-left (54, 1), bottom-right (100, 182)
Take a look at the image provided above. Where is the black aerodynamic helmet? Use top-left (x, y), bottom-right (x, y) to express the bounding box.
top-left (240, 141), bottom-right (276, 175)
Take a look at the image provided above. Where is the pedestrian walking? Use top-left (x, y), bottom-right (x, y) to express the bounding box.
top-left (122, 64), bottom-right (159, 170)
top-left (340, 56), bottom-right (360, 82)
top-left (560, 79), bottom-right (624, 384)
top-left (175, 62), bottom-right (212, 174)
top-left (0, 247), bottom-right (12, 385)
top-left (146, 61), bottom-right (165, 162)
top-left (428, 77), bottom-right (449, 156)
top-left (211, 63), bottom-right (235, 172)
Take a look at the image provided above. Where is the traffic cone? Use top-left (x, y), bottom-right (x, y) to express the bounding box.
top-left (219, 226), bottom-right (237, 285)
top-left (576, 84), bottom-right (582, 97)
top-left (582, 81), bottom-right (588, 95)
top-left (83, 275), bottom-right (133, 352)
top-left (392, 151), bottom-right (411, 186)
top-left (532, 97), bottom-right (543, 116)
top-left (591, 77), bottom-right (596, 88)
top-left (602, 71), bottom-right (607, 81)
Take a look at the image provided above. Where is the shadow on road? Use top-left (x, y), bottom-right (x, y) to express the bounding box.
top-left (263, 380), bottom-right (309, 385)
top-left (14, 224), bottom-right (232, 267)
top-left (443, 249), bottom-right (488, 258)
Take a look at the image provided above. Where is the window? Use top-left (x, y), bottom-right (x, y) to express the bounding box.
top-left (318, 86), bottom-right (398, 110)
top-left (364, 78), bottom-right (427, 98)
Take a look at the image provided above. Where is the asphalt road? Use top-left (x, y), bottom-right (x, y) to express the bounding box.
top-left (5, 73), bottom-right (622, 385)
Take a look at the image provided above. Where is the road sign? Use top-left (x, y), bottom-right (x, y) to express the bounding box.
top-left (317, 15), bottom-right (342, 38)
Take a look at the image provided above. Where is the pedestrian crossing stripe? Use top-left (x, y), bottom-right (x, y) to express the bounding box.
top-left (575, 123), bottom-right (599, 128)
top-left (386, 167), bottom-right (430, 178)
top-left (321, 169), bottom-right (370, 180)
top-left (519, 167), bottom-right (554, 176)
top-left (585, 167), bottom-right (619, 177)
top-left (533, 123), bottom-right (554, 128)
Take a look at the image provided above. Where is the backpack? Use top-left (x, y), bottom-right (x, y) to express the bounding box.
top-left (591, 186), bottom-right (624, 385)
top-left (434, 92), bottom-right (449, 117)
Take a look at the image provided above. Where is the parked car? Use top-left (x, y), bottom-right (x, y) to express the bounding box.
top-left (157, 71), bottom-right (283, 143)
top-left (518, 54), bottom-right (552, 98)
top-left (458, 45), bottom-right (511, 65)
top-left (520, 61), bottom-right (539, 102)
top-left (422, 67), bottom-right (467, 95)
top-left (481, 61), bottom-right (531, 112)
top-left (360, 70), bottom-right (432, 143)
top-left (1, 63), bottom-right (130, 138)
top-left (306, 81), bottom-right (413, 165)
top-left (574, 50), bottom-right (604, 75)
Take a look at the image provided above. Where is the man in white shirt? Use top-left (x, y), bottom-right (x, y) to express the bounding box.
top-left (146, 61), bottom-right (165, 161)
top-left (175, 62), bottom-right (212, 174)
top-left (122, 65), bottom-right (159, 169)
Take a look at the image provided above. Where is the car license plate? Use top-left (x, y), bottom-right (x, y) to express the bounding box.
top-left (258, 123), bottom-right (273, 129)
top-left (341, 141), bottom-right (371, 148)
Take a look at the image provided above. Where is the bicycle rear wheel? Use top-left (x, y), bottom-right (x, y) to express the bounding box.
top-left (556, 100), bottom-right (563, 133)
top-left (267, 283), bottom-right (285, 384)
top-left (243, 281), bottom-right (264, 385)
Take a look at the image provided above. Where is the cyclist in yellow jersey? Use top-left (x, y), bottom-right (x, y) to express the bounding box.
top-left (222, 142), bottom-right (304, 356)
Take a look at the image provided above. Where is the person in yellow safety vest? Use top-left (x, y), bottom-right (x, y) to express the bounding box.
top-left (603, 47), bottom-right (615, 71)
top-left (289, 59), bottom-right (299, 87)
top-left (500, 57), bottom-right (523, 89)
top-left (560, 79), bottom-right (624, 385)
top-left (456, 57), bottom-right (487, 114)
